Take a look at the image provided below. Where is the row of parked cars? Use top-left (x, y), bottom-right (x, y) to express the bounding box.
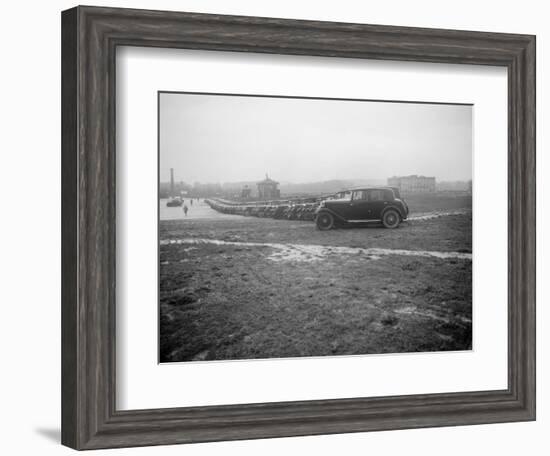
top-left (206, 186), bottom-right (410, 230)
top-left (206, 198), bottom-right (320, 221)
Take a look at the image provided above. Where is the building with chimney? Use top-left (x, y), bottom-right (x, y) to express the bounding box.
top-left (257, 174), bottom-right (280, 199)
top-left (170, 168), bottom-right (175, 196)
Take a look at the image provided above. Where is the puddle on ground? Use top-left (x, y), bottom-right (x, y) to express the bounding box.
top-left (408, 209), bottom-right (470, 221)
top-left (394, 305), bottom-right (471, 326)
top-left (160, 238), bottom-right (472, 262)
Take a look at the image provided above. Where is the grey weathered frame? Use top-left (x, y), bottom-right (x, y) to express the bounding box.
top-left (61, 5), bottom-right (536, 450)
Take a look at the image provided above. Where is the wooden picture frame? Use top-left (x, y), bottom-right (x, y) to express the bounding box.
top-left (61, 5), bottom-right (535, 450)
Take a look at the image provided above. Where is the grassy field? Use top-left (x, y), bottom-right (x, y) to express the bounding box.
top-left (159, 194), bottom-right (472, 362)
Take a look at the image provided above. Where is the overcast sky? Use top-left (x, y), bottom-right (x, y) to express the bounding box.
top-left (159, 92), bottom-right (472, 184)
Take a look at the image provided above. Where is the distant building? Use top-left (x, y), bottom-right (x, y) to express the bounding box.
top-left (241, 185), bottom-right (252, 199)
top-left (387, 175), bottom-right (436, 193)
top-left (257, 174), bottom-right (280, 199)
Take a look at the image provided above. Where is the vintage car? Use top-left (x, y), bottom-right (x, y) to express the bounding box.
top-left (314, 187), bottom-right (409, 230)
top-left (166, 196), bottom-right (183, 207)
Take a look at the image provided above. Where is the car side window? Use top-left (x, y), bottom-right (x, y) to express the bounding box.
top-left (352, 190), bottom-right (367, 201)
top-left (341, 191), bottom-right (352, 200)
top-left (368, 190), bottom-right (385, 201)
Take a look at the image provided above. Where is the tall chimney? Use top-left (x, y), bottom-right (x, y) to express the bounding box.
top-left (170, 168), bottom-right (175, 196)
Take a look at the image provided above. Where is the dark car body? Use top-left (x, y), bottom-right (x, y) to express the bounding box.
top-left (315, 187), bottom-right (408, 229)
top-left (166, 196), bottom-right (183, 207)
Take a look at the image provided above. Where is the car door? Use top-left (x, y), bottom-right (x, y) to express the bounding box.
top-left (348, 190), bottom-right (371, 220)
top-left (366, 189), bottom-right (389, 220)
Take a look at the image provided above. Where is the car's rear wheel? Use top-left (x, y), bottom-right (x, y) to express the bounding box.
top-left (382, 209), bottom-right (400, 229)
top-left (316, 212), bottom-right (334, 230)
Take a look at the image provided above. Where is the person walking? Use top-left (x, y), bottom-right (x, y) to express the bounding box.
top-left (183, 204), bottom-right (188, 216)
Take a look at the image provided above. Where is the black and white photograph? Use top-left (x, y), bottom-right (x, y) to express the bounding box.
top-left (158, 92), bottom-right (473, 363)
top-left (1, 0), bottom-right (542, 453)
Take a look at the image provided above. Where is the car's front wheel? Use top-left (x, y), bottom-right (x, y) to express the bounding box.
top-left (316, 212), bottom-right (334, 230)
top-left (382, 209), bottom-right (401, 229)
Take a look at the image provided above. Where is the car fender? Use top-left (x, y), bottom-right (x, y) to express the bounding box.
top-left (316, 207), bottom-right (347, 223)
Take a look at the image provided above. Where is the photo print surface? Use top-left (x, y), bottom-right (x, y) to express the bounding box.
top-left (158, 92), bottom-right (473, 363)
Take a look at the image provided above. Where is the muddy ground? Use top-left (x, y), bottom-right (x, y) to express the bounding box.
top-left (159, 195), bottom-right (472, 362)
